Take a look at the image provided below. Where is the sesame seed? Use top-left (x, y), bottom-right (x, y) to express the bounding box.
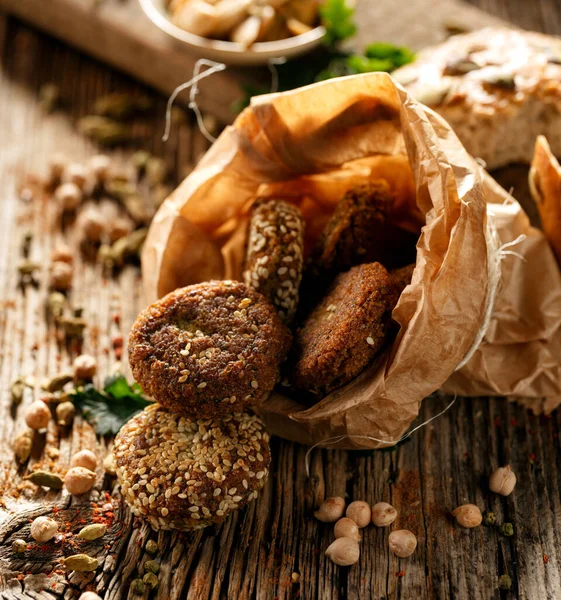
top-left (161, 507), bottom-right (169, 516)
top-left (366, 337), bottom-right (375, 346)
top-left (197, 382), bottom-right (207, 389)
top-left (251, 380), bottom-right (258, 389)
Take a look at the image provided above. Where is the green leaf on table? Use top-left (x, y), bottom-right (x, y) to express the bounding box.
top-left (365, 43), bottom-right (416, 67)
top-left (319, 0), bottom-right (357, 45)
top-left (70, 374), bottom-right (151, 436)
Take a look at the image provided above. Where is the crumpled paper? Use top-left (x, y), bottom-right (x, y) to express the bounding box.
top-left (141, 73), bottom-right (561, 449)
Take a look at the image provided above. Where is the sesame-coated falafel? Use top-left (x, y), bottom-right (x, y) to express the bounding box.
top-left (128, 280), bottom-right (291, 417)
top-left (243, 199), bottom-right (305, 325)
top-left (290, 262), bottom-right (399, 399)
top-left (115, 404), bottom-right (271, 530)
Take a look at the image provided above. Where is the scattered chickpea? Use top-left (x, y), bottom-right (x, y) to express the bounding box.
top-left (51, 244), bottom-right (73, 264)
top-left (108, 217), bottom-right (133, 243)
top-left (55, 182), bottom-right (82, 210)
top-left (30, 516), bottom-right (59, 542)
top-left (489, 465), bottom-right (517, 496)
top-left (388, 530), bottom-right (417, 558)
top-left (48, 153), bottom-right (67, 185)
top-left (25, 400), bottom-right (51, 430)
top-left (79, 208), bottom-right (105, 243)
top-left (452, 504), bottom-right (482, 528)
top-left (89, 154), bottom-right (112, 183)
top-left (371, 502), bottom-right (398, 527)
top-left (73, 354), bottom-right (97, 381)
top-left (334, 517), bottom-right (361, 542)
top-left (64, 162), bottom-right (89, 189)
top-left (78, 592), bottom-right (103, 600)
top-left (50, 261), bottom-right (73, 291)
top-left (56, 401), bottom-right (76, 426)
top-left (71, 449), bottom-right (98, 472)
top-left (346, 501), bottom-right (371, 528)
top-left (325, 537), bottom-right (360, 566)
top-left (314, 497), bottom-right (346, 523)
top-left (64, 466), bottom-right (96, 495)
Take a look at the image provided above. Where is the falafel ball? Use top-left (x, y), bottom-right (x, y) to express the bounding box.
top-left (115, 404), bottom-right (271, 530)
top-left (290, 262), bottom-right (399, 399)
top-left (243, 199), bottom-right (305, 325)
top-left (129, 280), bottom-right (291, 417)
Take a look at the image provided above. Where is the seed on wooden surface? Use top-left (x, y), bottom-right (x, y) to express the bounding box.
top-left (130, 579), bottom-right (145, 594)
top-left (143, 572), bottom-right (159, 590)
top-left (334, 518), bottom-right (361, 541)
top-left (489, 465), bottom-right (517, 496)
top-left (498, 574), bottom-right (512, 590)
top-left (144, 559), bottom-right (160, 574)
top-left (12, 539), bottom-right (27, 553)
top-left (25, 400), bottom-right (51, 430)
top-left (47, 291), bottom-right (66, 318)
top-left (64, 466), bottom-right (96, 495)
top-left (72, 449), bottom-right (99, 471)
top-left (55, 182), bottom-right (82, 210)
top-left (145, 539), bottom-right (158, 555)
top-left (314, 497), bottom-right (345, 522)
top-left (64, 163), bottom-right (89, 189)
top-left (56, 401), bottom-right (76, 426)
top-left (77, 523), bottom-right (107, 541)
top-left (30, 516), bottom-right (59, 542)
top-left (25, 471), bottom-right (64, 490)
top-left (482, 511), bottom-right (496, 526)
top-left (499, 522), bottom-right (514, 537)
top-left (346, 501), bottom-right (371, 528)
top-left (73, 354), bottom-right (97, 381)
top-left (388, 530), bottom-right (417, 558)
top-left (10, 378), bottom-right (26, 404)
top-left (62, 554), bottom-right (99, 572)
top-left (452, 504), bottom-right (482, 528)
top-left (50, 261), bottom-right (73, 291)
top-left (371, 502), bottom-right (398, 527)
top-left (13, 430), bottom-right (33, 463)
top-left (325, 537), bottom-right (360, 566)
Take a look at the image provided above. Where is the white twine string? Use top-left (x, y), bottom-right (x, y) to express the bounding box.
top-left (163, 59), bottom-right (227, 143)
top-left (304, 395), bottom-right (457, 477)
top-left (163, 56), bottom-right (288, 144)
top-left (267, 57), bottom-right (287, 94)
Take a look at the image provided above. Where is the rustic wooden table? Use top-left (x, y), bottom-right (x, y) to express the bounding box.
top-left (1, 1), bottom-right (561, 599)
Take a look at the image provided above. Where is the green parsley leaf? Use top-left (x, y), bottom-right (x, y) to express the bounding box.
top-left (319, 0), bottom-right (357, 46)
top-left (71, 374), bottom-right (151, 436)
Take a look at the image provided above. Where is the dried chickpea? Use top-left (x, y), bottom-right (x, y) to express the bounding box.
top-left (346, 501), bottom-right (371, 528)
top-left (30, 516), bottom-right (58, 542)
top-left (71, 449), bottom-right (98, 471)
top-left (489, 465), bottom-right (517, 496)
top-left (325, 537), bottom-right (360, 566)
top-left (64, 162), bottom-right (89, 189)
top-left (452, 504), bottom-right (482, 528)
top-left (55, 182), bottom-right (82, 210)
top-left (334, 517), bottom-right (361, 541)
top-left (79, 208), bottom-right (105, 243)
top-left (51, 244), bottom-right (73, 264)
top-left (388, 530), bottom-right (417, 558)
top-left (89, 154), bottom-right (112, 183)
top-left (314, 497), bottom-right (345, 522)
top-left (25, 400), bottom-right (51, 430)
top-left (64, 466), bottom-right (96, 495)
top-left (73, 354), bottom-right (97, 381)
top-left (371, 502), bottom-right (397, 527)
top-left (50, 261), bottom-right (73, 291)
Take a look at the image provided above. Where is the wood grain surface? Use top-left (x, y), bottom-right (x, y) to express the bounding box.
top-left (0, 2), bottom-right (560, 599)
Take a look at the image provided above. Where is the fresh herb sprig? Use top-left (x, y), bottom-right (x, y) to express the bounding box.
top-left (71, 374), bottom-right (151, 436)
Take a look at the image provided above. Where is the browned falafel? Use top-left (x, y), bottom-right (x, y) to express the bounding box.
top-left (289, 262), bottom-right (399, 399)
top-left (128, 280), bottom-right (291, 417)
top-left (115, 404), bottom-right (271, 531)
top-left (243, 199), bottom-right (305, 325)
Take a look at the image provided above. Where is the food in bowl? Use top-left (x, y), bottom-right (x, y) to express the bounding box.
top-left (166, 0), bottom-right (321, 47)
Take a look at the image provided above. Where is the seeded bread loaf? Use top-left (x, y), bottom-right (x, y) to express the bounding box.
top-left (394, 28), bottom-right (561, 170)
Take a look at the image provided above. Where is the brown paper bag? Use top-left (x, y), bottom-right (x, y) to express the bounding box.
top-left (141, 73), bottom-right (561, 449)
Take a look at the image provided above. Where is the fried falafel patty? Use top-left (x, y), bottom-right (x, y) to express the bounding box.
top-left (115, 404), bottom-right (271, 530)
top-left (243, 199), bottom-right (305, 325)
top-left (129, 280), bottom-right (291, 417)
top-left (290, 262), bottom-right (399, 398)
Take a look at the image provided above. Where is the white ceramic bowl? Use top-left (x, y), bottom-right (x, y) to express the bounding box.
top-left (139, 0), bottom-right (326, 66)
